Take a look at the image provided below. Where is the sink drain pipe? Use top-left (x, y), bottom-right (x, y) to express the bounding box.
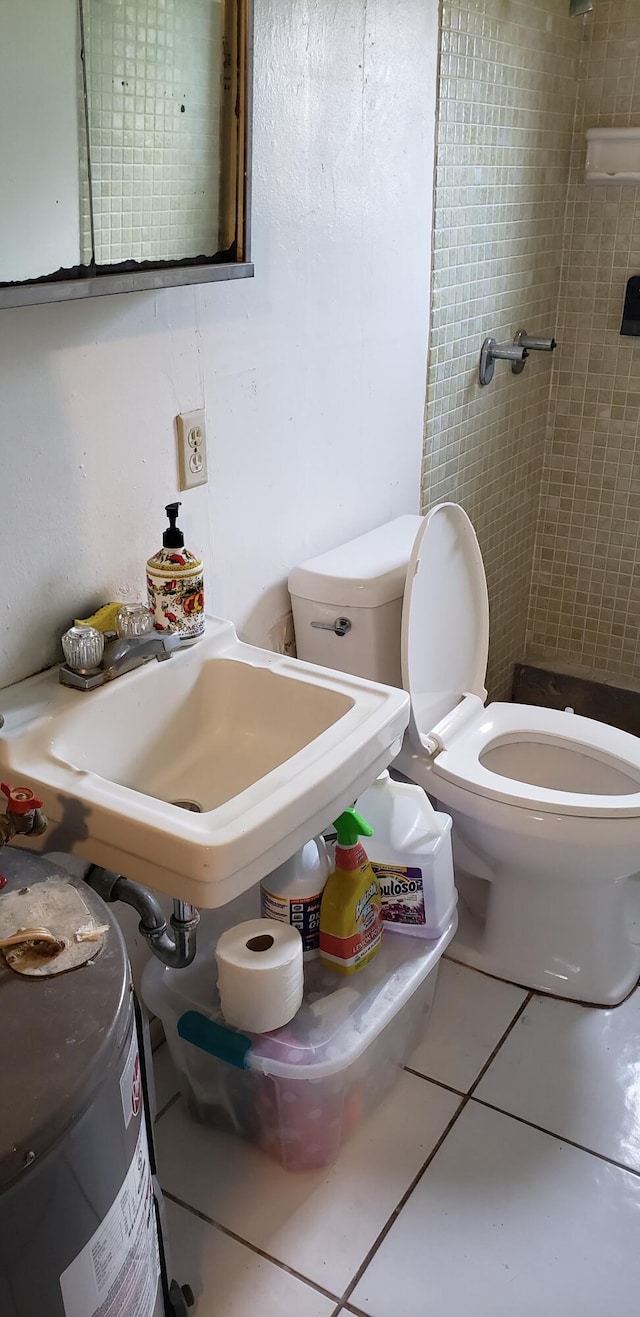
top-left (85, 866), bottom-right (200, 968)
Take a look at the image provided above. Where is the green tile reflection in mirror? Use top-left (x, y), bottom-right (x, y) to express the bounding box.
top-left (83, 0), bottom-right (226, 267)
top-left (0, 0), bottom-right (252, 306)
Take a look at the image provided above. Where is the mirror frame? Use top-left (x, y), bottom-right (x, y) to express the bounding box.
top-left (0, 0), bottom-right (253, 310)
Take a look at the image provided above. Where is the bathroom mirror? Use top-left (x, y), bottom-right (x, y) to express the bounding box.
top-left (0, 0), bottom-right (252, 309)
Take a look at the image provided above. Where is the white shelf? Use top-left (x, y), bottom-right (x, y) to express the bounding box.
top-left (585, 128), bottom-right (640, 184)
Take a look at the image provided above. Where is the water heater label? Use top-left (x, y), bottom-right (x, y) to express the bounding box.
top-left (372, 863), bottom-right (426, 926)
top-left (60, 1120), bottom-right (160, 1317)
top-left (120, 1028), bottom-right (142, 1128)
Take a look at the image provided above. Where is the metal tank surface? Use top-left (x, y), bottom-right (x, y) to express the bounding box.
top-left (0, 849), bottom-right (190, 1317)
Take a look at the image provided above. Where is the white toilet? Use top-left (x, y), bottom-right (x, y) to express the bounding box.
top-left (290, 504), bottom-right (640, 1006)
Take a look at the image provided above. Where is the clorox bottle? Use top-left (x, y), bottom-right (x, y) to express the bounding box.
top-left (260, 837), bottom-right (332, 960)
top-left (319, 808), bottom-right (383, 975)
top-left (355, 771), bottom-right (456, 939)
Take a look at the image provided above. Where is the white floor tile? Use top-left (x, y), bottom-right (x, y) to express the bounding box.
top-left (155, 1073), bottom-right (460, 1295)
top-left (408, 960), bottom-right (527, 1092)
top-left (351, 1101), bottom-right (640, 1317)
top-left (475, 988), bottom-right (640, 1169)
top-left (153, 1042), bottom-right (179, 1115)
top-left (164, 1199), bottom-right (336, 1316)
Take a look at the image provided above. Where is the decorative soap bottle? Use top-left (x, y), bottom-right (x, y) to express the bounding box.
top-left (146, 502), bottom-right (205, 640)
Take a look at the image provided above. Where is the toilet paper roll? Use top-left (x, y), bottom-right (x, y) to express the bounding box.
top-left (216, 919), bottom-right (304, 1034)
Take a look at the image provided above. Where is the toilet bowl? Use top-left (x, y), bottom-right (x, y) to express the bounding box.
top-left (290, 504), bottom-right (640, 1005)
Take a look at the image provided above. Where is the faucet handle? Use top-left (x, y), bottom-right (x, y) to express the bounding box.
top-left (116, 603), bottom-right (154, 639)
top-left (1, 783), bottom-right (43, 814)
top-left (62, 625), bottom-right (105, 673)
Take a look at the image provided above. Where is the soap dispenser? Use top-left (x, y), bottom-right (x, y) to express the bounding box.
top-left (146, 502), bottom-right (205, 640)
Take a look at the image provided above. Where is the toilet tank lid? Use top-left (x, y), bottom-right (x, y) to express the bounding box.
top-left (289, 515), bottom-right (424, 608)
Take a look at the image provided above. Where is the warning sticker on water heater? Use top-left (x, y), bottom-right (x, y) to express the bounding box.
top-left (120, 1027), bottom-right (142, 1129)
top-left (372, 863), bottom-right (426, 926)
top-left (60, 1120), bottom-right (160, 1317)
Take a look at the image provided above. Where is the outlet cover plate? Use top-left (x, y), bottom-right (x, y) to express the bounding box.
top-left (176, 409), bottom-right (208, 490)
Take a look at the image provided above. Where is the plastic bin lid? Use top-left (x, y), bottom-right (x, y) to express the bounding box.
top-left (143, 912), bottom-right (456, 1081)
top-left (288, 516), bottom-right (424, 609)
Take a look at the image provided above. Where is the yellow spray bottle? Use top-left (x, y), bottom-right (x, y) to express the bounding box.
top-left (319, 808), bottom-right (383, 975)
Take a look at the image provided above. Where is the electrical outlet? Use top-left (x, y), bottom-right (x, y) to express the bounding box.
top-left (176, 409), bottom-right (208, 490)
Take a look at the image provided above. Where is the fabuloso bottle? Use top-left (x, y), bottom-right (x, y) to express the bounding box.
top-left (355, 771), bottom-right (456, 940)
top-left (319, 809), bottom-right (383, 975)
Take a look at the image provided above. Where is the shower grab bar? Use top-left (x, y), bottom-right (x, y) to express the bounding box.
top-left (511, 329), bottom-right (557, 374)
top-left (479, 337), bottom-right (528, 386)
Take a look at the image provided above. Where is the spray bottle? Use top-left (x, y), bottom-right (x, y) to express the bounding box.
top-left (319, 808), bottom-right (383, 975)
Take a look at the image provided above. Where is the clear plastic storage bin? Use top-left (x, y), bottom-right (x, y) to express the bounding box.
top-left (143, 899), bottom-right (456, 1171)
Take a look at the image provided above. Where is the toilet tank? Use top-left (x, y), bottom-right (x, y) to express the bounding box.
top-left (288, 515), bottom-right (423, 687)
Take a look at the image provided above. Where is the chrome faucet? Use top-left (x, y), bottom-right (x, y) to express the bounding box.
top-left (102, 631), bottom-right (183, 679)
top-left (59, 612), bottom-right (184, 690)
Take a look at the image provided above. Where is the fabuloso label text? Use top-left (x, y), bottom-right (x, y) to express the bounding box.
top-left (372, 863), bottom-right (426, 926)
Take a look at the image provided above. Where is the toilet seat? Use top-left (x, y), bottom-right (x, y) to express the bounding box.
top-left (401, 504), bottom-right (640, 821)
top-left (431, 700), bottom-right (640, 819)
top-left (401, 503), bottom-right (489, 755)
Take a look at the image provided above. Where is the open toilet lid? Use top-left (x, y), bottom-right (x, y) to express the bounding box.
top-left (401, 503), bottom-right (489, 742)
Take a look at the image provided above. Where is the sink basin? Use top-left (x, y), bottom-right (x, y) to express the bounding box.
top-left (56, 656), bottom-right (354, 812)
top-left (0, 618), bottom-right (409, 905)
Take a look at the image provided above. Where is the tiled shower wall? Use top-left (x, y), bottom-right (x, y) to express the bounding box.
top-left (422, 1), bottom-right (581, 698)
top-left (527, 0), bottom-right (640, 685)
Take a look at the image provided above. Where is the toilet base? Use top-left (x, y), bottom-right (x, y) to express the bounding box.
top-left (448, 874), bottom-right (640, 1008)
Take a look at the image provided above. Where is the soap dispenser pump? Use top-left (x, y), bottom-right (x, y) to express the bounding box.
top-left (146, 502), bottom-right (205, 640)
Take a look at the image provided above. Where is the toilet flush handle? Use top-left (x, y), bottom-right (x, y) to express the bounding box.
top-left (310, 617), bottom-right (352, 637)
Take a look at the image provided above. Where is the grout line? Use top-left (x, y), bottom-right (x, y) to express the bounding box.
top-left (403, 1067), bottom-right (466, 1099)
top-left (466, 991), bottom-right (534, 1098)
top-left (470, 1095), bottom-right (640, 1181)
top-left (441, 953), bottom-right (534, 997)
top-left (162, 1190), bottom-right (342, 1305)
top-left (405, 989), bottom-right (533, 1101)
top-left (336, 992), bottom-right (537, 1309)
top-left (338, 1093), bottom-right (469, 1309)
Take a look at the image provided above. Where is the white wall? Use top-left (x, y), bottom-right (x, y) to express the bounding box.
top-left (0, 0), bottom-right (82, 282)
top-left (0, 0), bottom-right (438, 690)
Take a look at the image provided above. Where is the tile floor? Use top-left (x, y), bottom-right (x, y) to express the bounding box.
top-left (153, 956), bottom-right (640, 1315)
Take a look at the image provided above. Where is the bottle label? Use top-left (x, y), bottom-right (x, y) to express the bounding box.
top-left (319, 877), bottom-right (383, 972)
top-left (147, 563), bottom-right (205, 638)
top-left (372, 863), bottom-right (426, 926)
top-left (261, 885), bottom-right (322, 955)
top-left (334, 842), bottom-right (368, 872)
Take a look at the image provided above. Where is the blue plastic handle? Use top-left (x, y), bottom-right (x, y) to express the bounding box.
top-left (177, 1010), bottom-right (252, 1070)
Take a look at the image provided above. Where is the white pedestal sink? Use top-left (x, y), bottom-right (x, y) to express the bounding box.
top-left (0, 619), bottom-right (409, 905)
